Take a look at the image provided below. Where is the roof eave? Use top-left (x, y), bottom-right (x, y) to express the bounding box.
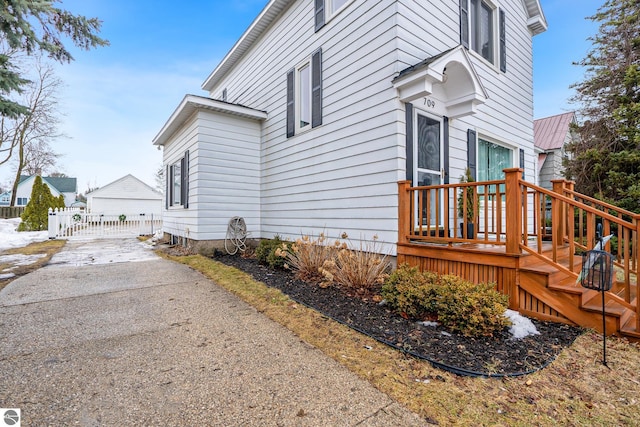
top-left (152, 95), bottom-right (267, 147)
top-left (524, 0), bottom-right (548, 35)
top-left (201, 0), bottom-right (294, 93)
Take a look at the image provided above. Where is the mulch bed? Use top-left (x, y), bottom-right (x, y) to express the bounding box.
top-left (213, 253), bottom-right (584, 377)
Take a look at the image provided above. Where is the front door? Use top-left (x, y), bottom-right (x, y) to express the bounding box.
top-left (414, 112), bottom-right (443, 227)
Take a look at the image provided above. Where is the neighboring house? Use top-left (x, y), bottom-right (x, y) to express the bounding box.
top-left (0, 176), bottom-right (77, 207)
top-left (153, 0), bottom-right (547, 252)
top-left (86, 174), bottom-right (163, 216)
top-left (534, 111), bottom-right (577, 190)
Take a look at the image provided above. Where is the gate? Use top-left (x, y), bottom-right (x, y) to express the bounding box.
top-left (48, 208), bottom-right (162, 239)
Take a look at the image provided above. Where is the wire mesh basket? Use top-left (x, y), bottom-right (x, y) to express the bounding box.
top-left (580, 249), bottom-right (614, 292)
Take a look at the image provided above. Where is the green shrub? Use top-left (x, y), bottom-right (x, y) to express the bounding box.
top-left (255, 236), bottom-right (291, 269)
top-left (433, 275), bottom-right (510, 337)
top-left (382, 265), bottom-right (510, 337)
top-left (18, 176), bottom-right (61, 231)
top-left (381, 264), bottom-right (438, 319)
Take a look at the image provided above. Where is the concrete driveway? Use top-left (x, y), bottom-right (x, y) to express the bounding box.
top-left (0, 239), bottom-right (425, 426)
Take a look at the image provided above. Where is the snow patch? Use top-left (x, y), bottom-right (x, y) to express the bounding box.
top-left (505, 309), bottom-right (540, 339)
top-left (0, 218), bottom-right (48, 251)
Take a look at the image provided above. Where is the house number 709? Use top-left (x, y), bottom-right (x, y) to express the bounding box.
top-left (424, 98), bottom-right (436, 108)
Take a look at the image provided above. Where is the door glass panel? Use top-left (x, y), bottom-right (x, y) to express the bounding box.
top-left (414, 113), bottom-right (443, 228)
top-left (417, 172), bottom-right (441, 226)
top-left (417, 115), bottom-right (440, 172)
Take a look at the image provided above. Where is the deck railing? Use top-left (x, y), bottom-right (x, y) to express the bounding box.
top-left (399, 168), bottom-right (639, 329)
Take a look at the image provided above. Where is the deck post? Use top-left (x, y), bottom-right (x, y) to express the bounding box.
top-left (398, 180), bottom-right (411, 245)
top-left (504, 168), bottom-right (523, 255)
top-left (551, 179), bottom-right (567, 246)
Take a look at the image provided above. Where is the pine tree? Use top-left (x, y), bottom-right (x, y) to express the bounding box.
top-left (565, 0), bottom-right (640, 212)
top-left (18, 175), bottom-right (57, 231)
top-left (0, 0), bottom-right (108, 118)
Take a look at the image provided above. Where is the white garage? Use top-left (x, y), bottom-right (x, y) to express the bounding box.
top-left (87, 174), bottom-right (162, 217)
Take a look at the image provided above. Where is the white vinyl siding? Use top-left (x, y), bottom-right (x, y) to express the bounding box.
top-left (208, 0), bottom-right (400, 251)
top-left (180, 0), bottom-right (539, 253)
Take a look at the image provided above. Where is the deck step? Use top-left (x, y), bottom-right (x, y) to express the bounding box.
top-left (621, 314), bottom-right (640, 339)
top-left (582, 293), bottom-right (627, 318)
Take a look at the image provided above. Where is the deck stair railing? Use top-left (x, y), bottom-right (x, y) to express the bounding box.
top-left (398, 168), bottom-right (639, 332)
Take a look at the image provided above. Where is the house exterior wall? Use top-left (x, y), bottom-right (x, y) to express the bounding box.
top-left (161, 110), bottom-right (262, 241)
top-left (15, 178), bottom-right (72, 206)
top-left (202, 0), bottom-right (539, 253)
top-left (539, 149), bottom-right (564, 190)
top-left (210, 0), bottom-right (403, 250)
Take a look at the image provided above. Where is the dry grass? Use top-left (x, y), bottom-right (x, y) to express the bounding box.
top-left (0, 239), bottom-right (66, 291)
top-left (163, 253), bottom-right (640, 426)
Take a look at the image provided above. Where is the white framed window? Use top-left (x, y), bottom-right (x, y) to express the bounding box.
top-left (316, 0), bottom-right (354, 31)
top-left (170, 161), bottom-right (182, 206)
top-left (17, 197), bottom-right (28, 206)
top-left (469, 0), bottom-right (496, 64)
top-left (329, 0), bottom-right (350, 15)
top-left (166, 150), bottom-right (189, 209)
top-left (296, 61), bottom-right (311, 132)
top-left (477, 137), bottom-right (513, 182)
top-left (287, 48), bottom-right (322, 138)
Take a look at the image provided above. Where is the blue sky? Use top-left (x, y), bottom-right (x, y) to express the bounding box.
top-left (0, 0), bottom-right (602, 194)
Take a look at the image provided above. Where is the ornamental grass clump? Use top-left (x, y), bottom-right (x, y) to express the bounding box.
top-left (277, 232), bottom-right (339, 285)
top-left (323, 234), bottom-right (391, 294)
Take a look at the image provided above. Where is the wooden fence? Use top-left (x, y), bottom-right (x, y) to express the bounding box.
top-left (0, 206), bottom-right (25, 219)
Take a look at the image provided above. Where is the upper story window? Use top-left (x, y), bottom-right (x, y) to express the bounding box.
top-left (460, 0), bottom-right (506, 72)
top-left (315, 0), bottom-right (354, 31)
top-left (297, 62), bottom-right (311, 131)
top-left (286, 48), bottom-right (323, 138)
top-left (330, 0), bottom-right (349, 14)
top-left (470, 0), bottom-right (494, 63)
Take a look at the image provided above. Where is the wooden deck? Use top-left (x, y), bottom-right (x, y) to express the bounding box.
top-left (397, 169), bottom-right (640, 339)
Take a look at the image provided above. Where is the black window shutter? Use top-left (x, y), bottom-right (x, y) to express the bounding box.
top-left (519, 148), bottom-right (525, 179)
top-left (443, 116), bottom-right (450, 184)
top-left (315, 0), bottom-right (325, 32)
top-left (180, 157), bottom-right (186, 207)
top-left (467, 129), bottom-right (477, 180)
top-left (499, 9), bottom-right (507, 73)
top-left (182, 150), bottom-right (189, 209)
top-left (460, 0), bottom-right (469, 49)
top-left (286, 69), bottom-right (295, 138)
top-left (311, 48), bottom-right (323, 128)
top-left (405, 103), bottom-right (414, 182)
top-left (165, 164), bottom-right (170, 209)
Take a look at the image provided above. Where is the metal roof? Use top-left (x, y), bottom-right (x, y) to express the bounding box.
top-left (534, 112), bottom-right (576, 151)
